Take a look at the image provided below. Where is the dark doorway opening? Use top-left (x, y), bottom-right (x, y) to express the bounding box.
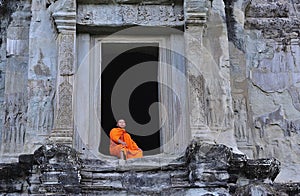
top-left (100, 43), bottom-right (160, 156)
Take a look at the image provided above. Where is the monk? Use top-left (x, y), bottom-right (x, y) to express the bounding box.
top-left (109, 119), bottom-right (143, 160)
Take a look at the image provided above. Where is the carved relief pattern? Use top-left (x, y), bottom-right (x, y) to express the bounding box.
top-left (56, 79), bottom-right (72, 129)
top-left (254, 106), bottom-right (300, 138)
top-left (78, 4), bottom-right (184, 26)
top-left (233, 96), bottom-right (248, 142)
top-left (189, 75), bottom-right (205, 128)
top-left (251, 41), bottom-right (300, 92)
top-left (1, 93), bottom-right (27, 154)
top-left (59, 34), bottom-right (74, 76)
top-left (28, 80), bottom-right (55, 133)
top-left (205, 80), bottom-right (233, 129)
top-left (51, 0), bottom-right (76, 141)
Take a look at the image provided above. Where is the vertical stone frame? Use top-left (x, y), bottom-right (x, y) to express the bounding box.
top-left (184, 0), bottom-right (210, 139)
top-left (184, 0), bottom-right (236, 149)
top-left (75, 32), bottom-right (190, 157)
top-left (50, 0), bottom-right (76, 145)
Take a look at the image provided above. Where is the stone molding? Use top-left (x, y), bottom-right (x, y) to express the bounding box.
top-left (77, 4), bottom-right (184, 27)
top-left (52, 11), bottom-right (76, 32)
top-left (185, 12), bottom-right (207, 25)
top-left (184, 0), bottom-right (209, 25)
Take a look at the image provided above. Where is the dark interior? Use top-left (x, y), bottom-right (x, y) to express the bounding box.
top-left (100, 43), bottom-right (160, 156)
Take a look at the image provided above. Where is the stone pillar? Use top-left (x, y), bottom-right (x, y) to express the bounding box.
top-left (185, 0), bottom-right (237, 151)
top-left (184, 0), bottom-right (210, 139)
top-left (23, 0), bottom-right (58, 155)
top-left (49, 0), bottom-right (76, 146)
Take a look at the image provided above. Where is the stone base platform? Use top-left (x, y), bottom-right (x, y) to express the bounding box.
top-left (0, 141), bottom-right (298, 195)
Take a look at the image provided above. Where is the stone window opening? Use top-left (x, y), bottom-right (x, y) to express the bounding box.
top-left (100, 42), bottom-right (161, 156)
top-left (75, 31), bottom-right (190, 161)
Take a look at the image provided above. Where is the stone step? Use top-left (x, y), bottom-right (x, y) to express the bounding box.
top-left (81, 180), bottom-right (123, 190)
top-left (50, 131), bottom-right (73, 137)
top-left (48, 137), bottom-right (73, 144)
top-left (81, 157), bottom-right (186, 173)
top-left (81, 172), bottom-right (121, 180)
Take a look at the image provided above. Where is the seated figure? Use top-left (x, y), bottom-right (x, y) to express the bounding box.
top-left (109, 119), bottom-right (143, 160)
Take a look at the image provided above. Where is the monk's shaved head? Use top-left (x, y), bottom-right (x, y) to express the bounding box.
top-left (116, 119), bottom-right (126, 128)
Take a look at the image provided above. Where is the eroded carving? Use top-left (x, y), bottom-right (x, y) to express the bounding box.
top-left (55, 79), bottom-right (72, 129)
top-left (1, 93), bottom-right (27, 153)
top-left (39, 80), bottom-right (55, 132)
top-left (245, 2), bottom-right (300, 39)
top-left (33, 49), bottom-right (51, 76)
top-left (233, 96), bottom-right (248, 141)
top-left (59, 34), bottom-right (74, 76)
top-left (77, 4), bottom-right (184, 26)
top-left (189, 75), bottom-right (205, 128)
top-left (254, 106), bottom-right (300, 138)
top-left (29, 87), bottom-right (42, 131)
top-left (206, 80), bottom-right (233, 129)
top-left (27, 80), bottom-right (55, 132)
top-left (251, 40), bottom-right (300, 93)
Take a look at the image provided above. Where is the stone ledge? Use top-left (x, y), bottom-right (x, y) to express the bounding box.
top-left (77, 0), bottom-right (180, 5)
top-left (0, 141), bottom-right (296, 195)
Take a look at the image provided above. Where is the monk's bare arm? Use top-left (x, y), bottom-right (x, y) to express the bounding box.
top-left (118, 139), bottom-right (127, 146)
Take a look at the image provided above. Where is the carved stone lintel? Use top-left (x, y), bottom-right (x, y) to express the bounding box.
top-left (77, 4), bottom-right (184, 27)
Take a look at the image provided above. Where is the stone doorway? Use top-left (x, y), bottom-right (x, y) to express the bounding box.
top-left (100, 43), bottom-right (160, 155)
top-left (75, 31), bottom-right (189, 158)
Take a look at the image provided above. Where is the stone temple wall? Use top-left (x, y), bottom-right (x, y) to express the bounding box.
top-left (226, 0), bottom-right (300, 182)
top-left (0, 0), bottom-right (31, 159)
top-left (0, 0), bottom-right (299, 190)
top-left (0, 0), bottom-right (58, 161)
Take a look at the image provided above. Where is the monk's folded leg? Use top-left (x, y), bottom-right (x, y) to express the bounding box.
top-left (110, 144), bottom-right (124, 158)
top-left (126, 149), bottom-right (143, 159)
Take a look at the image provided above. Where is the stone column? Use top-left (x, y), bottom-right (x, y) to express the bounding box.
top-left (184, 0), bottom-right (210, 139)
top-left (49, 0), bottom-right (76, 146)
top-left (185, 0), bottom-right (237, 150)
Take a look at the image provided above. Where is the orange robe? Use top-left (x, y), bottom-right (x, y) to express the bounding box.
top-left (109, 128), bottom-right (143, 159)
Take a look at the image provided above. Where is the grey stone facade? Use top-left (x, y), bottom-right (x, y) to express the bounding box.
top-left (227, 0), bottom-right (300, 182)
top-left (0, 0), bottom-right (300, 194)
